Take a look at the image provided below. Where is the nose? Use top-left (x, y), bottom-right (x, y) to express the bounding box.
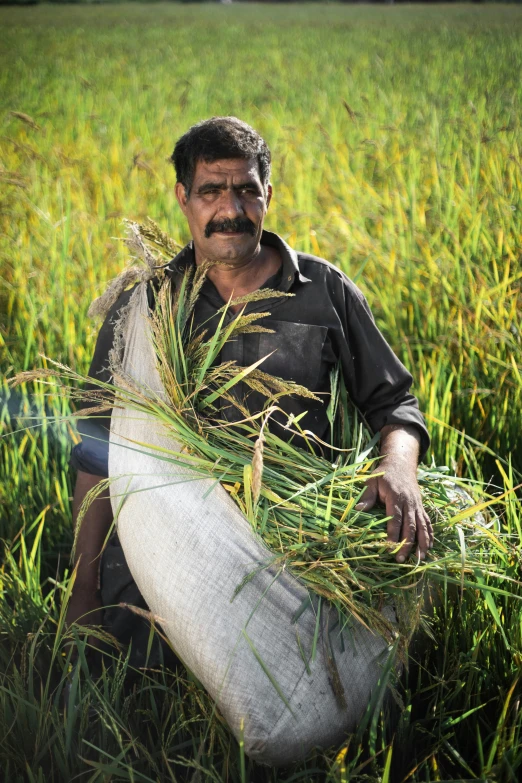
top-left (218, 187), bottom-right (245, 219)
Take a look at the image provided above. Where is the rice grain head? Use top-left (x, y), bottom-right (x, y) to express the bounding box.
top-left (252, 432), bottom-right (266, 507)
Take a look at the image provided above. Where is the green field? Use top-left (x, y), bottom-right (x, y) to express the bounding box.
top-left (1, 4), bottom-right (522, 781)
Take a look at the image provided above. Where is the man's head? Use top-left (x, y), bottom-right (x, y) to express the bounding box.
top-left (171, 117), bottom-right (272, 265)
top-left (171, 116), bottom-right (271, 197)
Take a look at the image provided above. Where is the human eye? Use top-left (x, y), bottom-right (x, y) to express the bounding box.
top-left (239, 185), bottom-right (259, 197)
top-left (199, 186), bottom-right (221, 199)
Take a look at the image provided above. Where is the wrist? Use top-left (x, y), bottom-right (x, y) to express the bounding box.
top-left (378, 452), bottom-right (418, 478)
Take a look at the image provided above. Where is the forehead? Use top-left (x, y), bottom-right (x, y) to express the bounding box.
top-left (193, 157), bottom-right (262, 184)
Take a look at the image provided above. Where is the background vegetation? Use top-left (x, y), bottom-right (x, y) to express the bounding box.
top-left (1, 4), bottom-right (521, 781)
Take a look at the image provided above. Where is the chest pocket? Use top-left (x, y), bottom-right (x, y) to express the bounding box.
top-left (255, 320), bottom-right (329, 392)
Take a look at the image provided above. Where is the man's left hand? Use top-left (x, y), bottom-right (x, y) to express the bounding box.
top-left (355, 425), bottom-right (434, 562)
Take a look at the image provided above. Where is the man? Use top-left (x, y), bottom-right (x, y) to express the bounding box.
top-left (67, 116), bottom-right (432, 666)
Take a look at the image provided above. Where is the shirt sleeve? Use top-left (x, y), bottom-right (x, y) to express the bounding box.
top-left (335, 277), bottom-right (430, 462)
top-left (69, 286), bottom-right (137, 478)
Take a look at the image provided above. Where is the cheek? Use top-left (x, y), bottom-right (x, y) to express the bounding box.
top-left (186, 207), bottom-right (211, 234)
top-left (246, 202), bottom-right (266, 223)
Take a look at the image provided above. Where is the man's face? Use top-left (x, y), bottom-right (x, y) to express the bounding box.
top-left (175, 157), bottom-right (272, 265)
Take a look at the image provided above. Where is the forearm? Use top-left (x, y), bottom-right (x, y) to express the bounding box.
top-left (72, 470), bottom-right (114, 590)
top-left (379, 424), bottom-right (421, 472)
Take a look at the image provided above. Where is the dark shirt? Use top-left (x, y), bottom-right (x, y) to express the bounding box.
top-left (71, 230), bottom-right (429, 475)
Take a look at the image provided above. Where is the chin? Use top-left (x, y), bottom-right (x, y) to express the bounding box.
top-left (206, 236), bottom-right (256, 262)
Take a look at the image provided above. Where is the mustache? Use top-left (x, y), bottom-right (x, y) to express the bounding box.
top-left (204, 217), bottom-right (256, 239)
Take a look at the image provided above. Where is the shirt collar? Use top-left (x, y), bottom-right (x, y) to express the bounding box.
top-left (260, 230), bottom-right (311, 289)
top-left (165, 229), bottom-right (311, 289)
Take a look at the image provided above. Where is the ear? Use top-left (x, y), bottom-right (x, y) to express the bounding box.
top-left (175, 182), bottom-right (189, 215)
top-left (265, 183), bottom-right (273, 210)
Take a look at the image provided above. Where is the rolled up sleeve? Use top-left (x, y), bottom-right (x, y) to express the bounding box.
top-left (70, 417), bottom-right (110, 477)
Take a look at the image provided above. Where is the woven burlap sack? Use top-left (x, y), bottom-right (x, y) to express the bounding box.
top-left (108, 283), bottom-right (395, 766)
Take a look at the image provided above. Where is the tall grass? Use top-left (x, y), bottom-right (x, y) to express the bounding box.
top-left (1, 4), bottom-right (522, 781)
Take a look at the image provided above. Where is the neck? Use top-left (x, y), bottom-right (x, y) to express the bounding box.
top-left (193, 240), bottom-right (282, 311)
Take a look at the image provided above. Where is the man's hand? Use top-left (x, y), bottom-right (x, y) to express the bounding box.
top-left (355, 424), bottom-right (433, 562)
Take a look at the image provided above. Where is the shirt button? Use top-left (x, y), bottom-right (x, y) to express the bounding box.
top-left (287, 275), bottom-right (292, 282)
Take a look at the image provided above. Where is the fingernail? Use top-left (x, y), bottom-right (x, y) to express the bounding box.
top-left (397, 555), bottom-right (405, 563)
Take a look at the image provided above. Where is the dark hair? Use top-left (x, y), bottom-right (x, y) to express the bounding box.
top-left (171, 116), bottom-right (271, 195)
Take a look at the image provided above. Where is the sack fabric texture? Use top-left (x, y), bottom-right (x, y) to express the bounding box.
top-left (108, 283), bottom-right (396, 766)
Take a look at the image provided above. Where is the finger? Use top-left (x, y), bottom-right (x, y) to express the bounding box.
top-left (414, 508), bottom-right (430, 560)
top-left (355, 479), bottom-right (379, 512)
top-left (396, 506), bottom-right (416, 563)
top-left (425, 510), bottom-right (434, 548)
top-left (386, 501), bottom-right (403, 548)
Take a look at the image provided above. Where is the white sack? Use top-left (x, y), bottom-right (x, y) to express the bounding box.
top-left (109, 283), bottom-right (395, 766)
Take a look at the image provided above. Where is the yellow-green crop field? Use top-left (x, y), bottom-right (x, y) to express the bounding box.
top-left (1, 4), bottom-right (522, 781)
